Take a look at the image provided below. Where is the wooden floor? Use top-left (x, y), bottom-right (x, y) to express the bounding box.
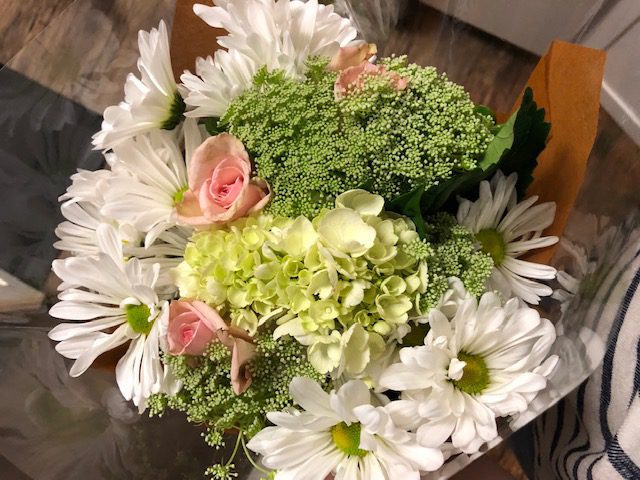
top-left (383, 1), bottom-right (539, 114)
top-left (0, 0), bottom-right (74, 65)
top-left (3, 1), bottom-right (638, 479)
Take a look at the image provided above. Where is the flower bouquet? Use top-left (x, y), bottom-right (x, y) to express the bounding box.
top-left (48, 1), bottom-right (606, 478)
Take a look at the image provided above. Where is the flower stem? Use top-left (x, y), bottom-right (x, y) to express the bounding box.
top-left (241, 435), bottom-right (270, 474)
top-left (224, 430), bottom-right (244, 467)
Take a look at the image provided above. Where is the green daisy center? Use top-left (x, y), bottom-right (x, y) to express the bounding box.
top-left (173, 185), bottom-right (188, 205)
top-left (331, 422), bottom-right (369, 457)
top-left (475, 228), bottom-right (506, 266)
top-left (161, 91), bottom-right (186, 130)
top-left (124, 303), bottom-right (153, 335)
top-left (452, 352), bottom-right (490, 395)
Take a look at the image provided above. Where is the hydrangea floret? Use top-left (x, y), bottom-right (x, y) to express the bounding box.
top-left (175, 190), bottom-right (426, 375)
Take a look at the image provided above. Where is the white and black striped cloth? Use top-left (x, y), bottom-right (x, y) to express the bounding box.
top-left (516, 237), bottom-right (640, 479)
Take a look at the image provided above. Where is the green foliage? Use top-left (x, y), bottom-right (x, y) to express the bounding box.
top-left (388, 87), bottom-right (550, 228)
top-left (204, 117), bottom-right (225, 136)
top-left (494, 87), bottom-right (551, 196)
top-left (402, 214), bottom-right (493, 313)
top-left (149, 335), bottom-right (327, 478)
top-left (474, 104), bottom-right (497, 125)
top-left (388, 185), bottom-right (427, 238)
top-left (222, 56), bottom-right (493, 218)
top-left (161, 91), bottom-right (186, 130)
top-left (480, 111), bottom-right (516, 168)
top-left (149, 335), bottom-right (327, 440)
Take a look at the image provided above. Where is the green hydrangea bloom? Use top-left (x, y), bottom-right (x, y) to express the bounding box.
top-left (175, 191), bottom-right (426, 374)
top-left (222, 57), bottom-right (494, 218)
top-left (175, 191), bottom-right (493, 375)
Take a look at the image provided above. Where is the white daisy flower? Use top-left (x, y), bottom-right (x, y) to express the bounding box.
top-left (102, 122), bottom-right (201, 246)
top-left (49, 224), bottom-right (181, 412)
top-left (128, 226), bottom-right (192, 296)
top-left (59, 169), bottom-right (114, 204)
top-left (55, 200), bottom-right (141, 255)
top-left (55, 202), bottom-right (189, 297)
top-left (181, 49), bottom-right (259, 119)
top-left (247, 377), bottom-right (444, 479)
top-left (379, 288), bottom-right (558, 454)
top-left (182, 0), bottom-right (358, 117)
top-left (92, 20), bottom-right (185, 150)
top-left (457, 170), bottom-right (559, 304)
top-left (54, 163), bottom-right (193, 295)
top-left (55, 168), bottom-right (143, 255)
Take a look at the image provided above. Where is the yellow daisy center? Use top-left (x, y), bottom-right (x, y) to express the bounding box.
top-left (173, 185), bottom-right (188, 204)
top-left (124, 303), bottom-right (153, 335)
top-left (161, 91), bottom-right (186, 130)
top-left (452, 352), bottom-right (490, 395)
top-left (476, 228), bottom-right (506, 266)
top-left (331, 422), bottom-right (369, 457)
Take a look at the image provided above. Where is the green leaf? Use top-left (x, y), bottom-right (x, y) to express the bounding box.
top-left (479, 110), bottom-right (516, 169)
top-left (497, 87), bottom-right (551, 196)
top-left (474, 104), bottom-right (497, 124)
top-left (416, 87), bottom-right (550, 215)
top-left (419, 165), bottom-right (497, 214)
top-left (204, 117), bottom-right (224, 136)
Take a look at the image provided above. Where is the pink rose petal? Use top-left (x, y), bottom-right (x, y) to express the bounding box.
top-left (177, 133), bottom-right (271, 227)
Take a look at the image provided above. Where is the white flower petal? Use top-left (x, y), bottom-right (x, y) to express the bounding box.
top-left (69, 325), bottom-right (129, 377)
top-left (93, 20), bottom-right (180, 150)
top-left (289, 377), bottom-right (336, 419)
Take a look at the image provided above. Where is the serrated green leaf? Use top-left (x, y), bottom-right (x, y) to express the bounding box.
top-left (498, 87), bottom-right (551, 196)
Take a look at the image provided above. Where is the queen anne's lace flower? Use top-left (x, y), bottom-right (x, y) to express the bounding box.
top-left (380, 284), bottom-right (558, 453)
top-left (247, 377), bottom-right (444, 479)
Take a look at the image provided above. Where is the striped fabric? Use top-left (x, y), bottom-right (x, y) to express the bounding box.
top-left (526, 229), bottom-right (640, 480)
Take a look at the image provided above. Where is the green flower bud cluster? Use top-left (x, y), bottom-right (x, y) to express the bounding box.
top-left (222, 57), bottom-right (493, 218)
top-left (148, 333), bottom-right (327, 478)
top-left (406, 213), bottom-right (494, 313)
top-left (205, 464), bottom-right (237, 480)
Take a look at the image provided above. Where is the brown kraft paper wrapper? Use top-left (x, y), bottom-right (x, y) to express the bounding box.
top-left (170, 0), bottom-right (224, 80)
top-left (515, 41), bottom-right (606, 265)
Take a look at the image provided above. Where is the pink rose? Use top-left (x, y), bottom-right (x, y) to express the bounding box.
top-left (327, 43), bottom-right (377, 72)
top-left (177, 133), bottom-right (270, 226)
top-left (167, 300), bottom-right (256, 395)
top-left (334, 62), bottom-right (408, 100)
top-left (167, 301), bottom-right (216, 356)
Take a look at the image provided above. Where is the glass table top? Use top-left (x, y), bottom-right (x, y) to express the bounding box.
top-left (1, 1), bottom-right (639, 479)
